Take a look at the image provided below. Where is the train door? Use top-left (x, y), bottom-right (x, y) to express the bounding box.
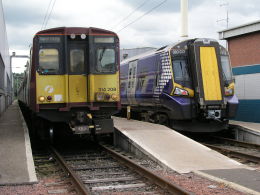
top-left (191, 39), bottom-right (225, 108)
top-left (68, 43), bottom-right (87, 103)
top-left (127, 60), bottom-right (138, 105)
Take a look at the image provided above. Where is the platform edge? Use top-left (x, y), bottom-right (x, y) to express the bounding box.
top-left (18, 107), bottom-right (38, 183)
top-left (194, 170), bottom-right (260, 195)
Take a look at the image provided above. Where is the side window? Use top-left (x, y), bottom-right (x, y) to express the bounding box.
top-left (220, 55), bottom-right (232, 81)
top-left (39, 48), bottom-right (59, 73)
top-left (128, 68), bottom-right (132, 88)
top-left (70, 49), bottom-right (84, 73)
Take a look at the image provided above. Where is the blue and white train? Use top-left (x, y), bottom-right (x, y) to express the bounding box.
top-left (120, 38), bottom-right (239, 132)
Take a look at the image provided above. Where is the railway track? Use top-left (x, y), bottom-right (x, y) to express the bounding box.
top-left (33, 145), bottom-right (81, 194)
top-left (202, 136), bottom-right (260, 164)
top-left (49, 143), bottom-right (191, 195)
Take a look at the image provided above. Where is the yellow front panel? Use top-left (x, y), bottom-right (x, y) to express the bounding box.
top-left (88, 72), bottom-right (120, 102)
top-left (36, 73), bottom-right (68, 104)
top-left (200, 47), bottom-right (222, 101)
top-left (68, 75), bottom-right (87, 102)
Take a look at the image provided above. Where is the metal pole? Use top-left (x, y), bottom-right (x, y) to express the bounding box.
top-left (180, 0), bottom-right (188, 37)
top-left (127, 106), bottom-right (131, 120)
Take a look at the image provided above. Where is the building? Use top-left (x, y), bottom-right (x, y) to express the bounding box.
top-left (219, 20), bottom-right (260, 122)
top-left (120, 47), bottom-right (156, 61)
top-left (0, 0), bottom-right (11, 115)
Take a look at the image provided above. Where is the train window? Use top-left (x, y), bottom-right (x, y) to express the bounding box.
top-left (39, 49), bottom-right (59, 73)
top-left (220, 55), bottom-right (232, 81)
top-left (96, 48), bottom-right (115, 73)
top-left (172, 59), bottom-right (190, 81)
top-left (70, 49), bottom-right (84, 73)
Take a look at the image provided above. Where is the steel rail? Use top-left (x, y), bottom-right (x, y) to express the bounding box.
top-left (49, 146), bottom-right (91, 195)
top-left (100, 144), bottom-right (192, 195)
top-left (212, 136), bottom-right (260, 150)
top-left (203, 143), bottom-right (260, 164)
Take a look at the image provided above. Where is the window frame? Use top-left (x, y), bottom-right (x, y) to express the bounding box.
top-left (38, 48), bottom-right (60, 74)
top-left (68, 43), bottom-right (87, 75)
top-left (89, 35), bottom-right (119, 75)
top-left (37, 37), bottom-right (63, 75)
top-left (220, 55), bottom-right (233, 82)
top-left (172, 57), bottom-right (191, 82)
top-left (95, 47), bottom-right (116, 73)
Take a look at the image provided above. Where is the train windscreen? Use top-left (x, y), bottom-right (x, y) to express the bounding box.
top-left (96, 48), bottom-right (116, 72)
top-left (172, 58), bottom-right (190, 82)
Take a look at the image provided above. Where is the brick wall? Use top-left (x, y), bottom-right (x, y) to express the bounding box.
top-left (227, 31), bottom-right (260, 67)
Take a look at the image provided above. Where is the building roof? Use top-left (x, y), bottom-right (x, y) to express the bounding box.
top-left (218, 20), bottom-right (260, 40)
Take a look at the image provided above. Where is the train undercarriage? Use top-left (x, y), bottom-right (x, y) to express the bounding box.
top-left (119, 105), bottom-right (229, 133)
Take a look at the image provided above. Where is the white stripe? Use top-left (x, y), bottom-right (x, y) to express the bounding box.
top-left (18, 108), bottom-right (38, 182)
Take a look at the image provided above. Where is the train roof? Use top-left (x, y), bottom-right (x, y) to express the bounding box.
top-left (121, 42), bottom-right (180, 64)
top-left (35, 27), bottom-right (118, 37)
top-left (121, 38), bottom-right (222, 64)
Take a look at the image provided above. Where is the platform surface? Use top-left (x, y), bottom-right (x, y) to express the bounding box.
top-left (230, 120), bottom-right (260, 133)
top-left (113, 117), bottom-right (246, 174)
top-left (0, 101), bottom-right (37, 185)
top-left (201, 168), bottom-right (260, 193)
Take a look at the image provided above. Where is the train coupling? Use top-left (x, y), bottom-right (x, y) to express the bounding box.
top-left (206, 110), bottom-right (221, 119)
top-left (69, 124), bottom-right (94, 134)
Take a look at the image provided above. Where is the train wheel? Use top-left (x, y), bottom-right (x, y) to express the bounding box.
top-left (154, 114), bottom-right (169, 125)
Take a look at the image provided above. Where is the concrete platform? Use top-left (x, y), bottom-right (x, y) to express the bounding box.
top-left (113, 117), bottom-right (260, 194)
top-left (113, 117), bottom-right (247, 173)
top-left (230, 120), bottom-right (260, 133)
top-left (198, 168), bottom-right (260, 194)
top-left (230, 120), bottom-right (260, 144)
top-left (0, 101), bottom-right (37, 185)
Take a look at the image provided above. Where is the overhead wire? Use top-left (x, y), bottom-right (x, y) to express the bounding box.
top-left (112, 0), bottom-right (151, 30)
top-left (44, 0), bottom-right (57, 29)
top-left (117, 0), bottom-right (168, 33)
top-left (41, 0), bottom-right (53, 30)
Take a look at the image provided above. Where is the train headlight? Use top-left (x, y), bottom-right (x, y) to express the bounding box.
top-left (174, 87), bottom-right (189, 96)
top-left (95, 92), bottom-right (105, 101)
top-left (38, 96), bottom-right (45, 102)
top-left (225, 87), bottom-right (234, 96)
top-left (80, 34), bottom-right (86, 39)
top-left (111, 94), bottom-right (118, 101)
top-left (70, 34), bottom-right (76, 39)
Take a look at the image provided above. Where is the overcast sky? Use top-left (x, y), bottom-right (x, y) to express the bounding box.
top-left (2, 0), bottom-right (259, 72)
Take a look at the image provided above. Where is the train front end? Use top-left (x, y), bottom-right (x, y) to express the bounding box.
top-left (169, 38), bottom-right (238, 132)
top-left (31, 27), bottom-right (120, 136)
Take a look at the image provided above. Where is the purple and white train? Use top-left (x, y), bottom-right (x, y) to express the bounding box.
top-left (120, 38), bottom-right (238, 132)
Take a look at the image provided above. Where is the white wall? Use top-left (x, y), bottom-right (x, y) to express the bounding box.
top-left (0, 0), bottom-right (11, 114)
top-left (235, 73), bottom-right (260, 100)
top-left (0, 0), bottom-right (10, 67)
